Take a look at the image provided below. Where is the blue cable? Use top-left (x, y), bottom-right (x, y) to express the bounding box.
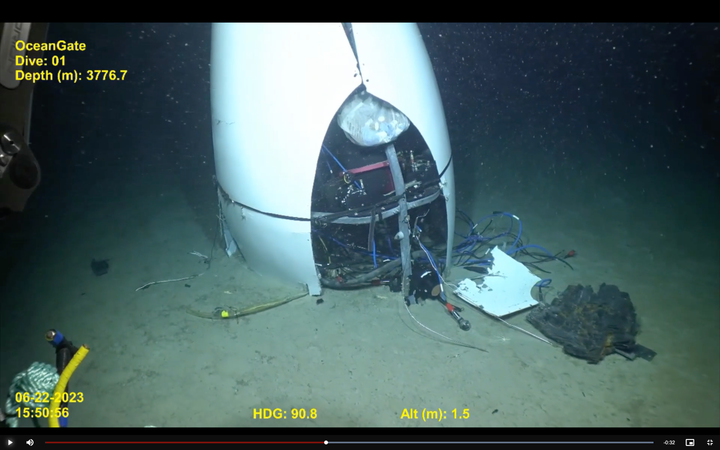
top-left (321, 145), bottom-right (346, 170)
top-left (534, 278), bottom-right (552, 301)
top-left (321, 145), bottom-right (362, 190)
top-left (469, 212), bottom-right (521, 251)
top-left (415, 227), bottom-right (446, 301)
top-left (462, 259), bottom-right (493, 266)
top-left (493, 212), bottom-right (521, 251)
top-left (315, 209), bottom-right (555, 279)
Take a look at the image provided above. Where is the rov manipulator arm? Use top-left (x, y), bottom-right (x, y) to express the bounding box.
top-left (0, 23), bottom-right (47, 219)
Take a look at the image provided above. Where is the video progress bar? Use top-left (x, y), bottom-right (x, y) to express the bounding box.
top-left (44, 440), bottom-right (655, 445)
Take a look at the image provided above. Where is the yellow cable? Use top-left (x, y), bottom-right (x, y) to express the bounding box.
top-left (48, 345), bottom-right (89, 428)
top-left (186, 292), bottom-right (308, 320)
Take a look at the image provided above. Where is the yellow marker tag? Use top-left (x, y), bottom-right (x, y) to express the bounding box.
top-left (221, 310), bottom-right (229, 318)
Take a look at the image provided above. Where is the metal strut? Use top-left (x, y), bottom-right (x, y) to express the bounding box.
top-left (385, 144), bottom-right (412, 296)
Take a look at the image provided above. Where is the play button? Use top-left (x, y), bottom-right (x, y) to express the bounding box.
top-left (5, 439), bottom-right (13, 447)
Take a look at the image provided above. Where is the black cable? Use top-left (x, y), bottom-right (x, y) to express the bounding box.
top-left (205, 216), bottom-right (221, 271)
top-left (321, 250), bottom-right (426, 288)
top-left (367, 207), bottom-right (376, 252)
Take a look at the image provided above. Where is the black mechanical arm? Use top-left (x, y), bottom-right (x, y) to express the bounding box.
top-left (0, 23), bottom-right (47, 219)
